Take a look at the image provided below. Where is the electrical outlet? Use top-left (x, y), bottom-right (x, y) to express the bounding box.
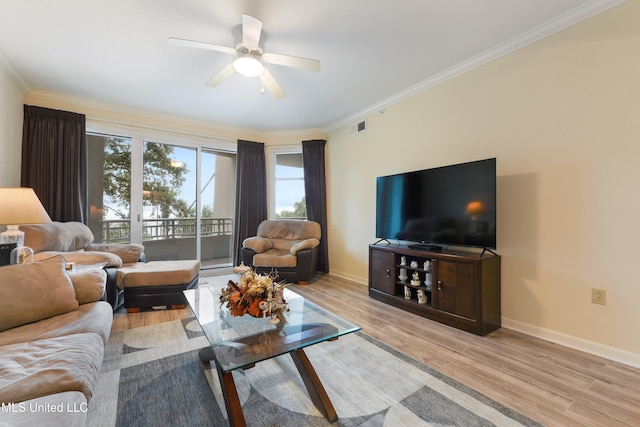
top-left (592, 288), bottom-right (606, 305)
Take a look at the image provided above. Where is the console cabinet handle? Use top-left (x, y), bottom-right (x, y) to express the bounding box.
top-left (437, 280), bottom-right (443, 291)
top-left (386, 269), bottom-right (390, 278)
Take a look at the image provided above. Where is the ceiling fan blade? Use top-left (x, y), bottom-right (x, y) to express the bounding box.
top-left (262, 52), bottom-right (321, 72)
top-left (242, 14), bottom-right (262, 50)
top-left (205, 62), bottom-right (236, 87)
top-left (259, 68), bottom-right (286, 98)
top-left (168, 37), bottom-right (236, 55)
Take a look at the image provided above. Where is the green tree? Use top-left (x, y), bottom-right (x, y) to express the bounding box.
top-left (103, 139), bottom-right (189, 218)
top-left (201, 204), bottom-right (214, 217)
top-left (277, 197), bottom-right (307, 218)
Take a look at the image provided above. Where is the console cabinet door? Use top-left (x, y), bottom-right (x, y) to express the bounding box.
top-left (369, 249), bottom-right (396, 295)
top-left (434, 260), bottom-right (475, 320)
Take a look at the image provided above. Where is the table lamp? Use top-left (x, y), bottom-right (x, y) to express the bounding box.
top-left (0, 187), bottom-right (52, 264)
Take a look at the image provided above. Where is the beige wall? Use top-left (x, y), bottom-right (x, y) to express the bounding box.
top-left (327, 2), bottom-right (640, 363)
top-left (0, 67), bottom-right (24, 186)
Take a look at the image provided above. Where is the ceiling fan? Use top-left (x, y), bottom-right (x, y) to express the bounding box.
top-left (168, 14), bottom-right (321, 98)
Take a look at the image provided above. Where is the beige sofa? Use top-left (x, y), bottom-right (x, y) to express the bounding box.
top-left (22, 221), bottom-right (145, 310)
top-left (0, 255), bottom-right (113, 426)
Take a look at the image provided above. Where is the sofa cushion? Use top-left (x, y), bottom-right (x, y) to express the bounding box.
top-left (67, 267), bottom-right (107, 305)
top-left (257, 220), bottom-right (321, 241)
top-left (253, 249), bottom-right (297, 268)
top-left (0, 302), bottom-right (113, 347)
top-left (270, 238), bottom-right (297, 252)
top-left (0, 333), bottom-right (104, 403)
top-left (86, 242), bottom-right (145, 264)
top-left (22, 222), bottom-right (94, 253)
top-left (0, 255), bottom-right (79, 332)
top-left (117, 260), bottom-right (201, 288)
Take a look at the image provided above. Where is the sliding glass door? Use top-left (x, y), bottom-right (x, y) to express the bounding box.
top-left (141, 141), bottom-right (197, 261)
top-left (87, 134), bottom-right (133, 244)
top-left (87, 131), bottom-right (236, 270)
top-left (200, 149), bottom-right (235, 268)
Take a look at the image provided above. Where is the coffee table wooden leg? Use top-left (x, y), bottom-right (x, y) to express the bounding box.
top-left (290, 348), bottom-right (338, 423)
top-left (214, 361), bottom-right (246, 427)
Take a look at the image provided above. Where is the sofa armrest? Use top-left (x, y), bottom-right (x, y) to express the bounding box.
top-left (86, 243), bottom-right (145, 264)
top-left (242, 237), bottom-right (272, 253)
top-left (290, 238), bottom-right (320, 255)
top-left (34, 251), bottom-right (123, 269)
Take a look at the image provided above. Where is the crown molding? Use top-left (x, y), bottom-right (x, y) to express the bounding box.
top-left (25, 89), bottom-right (326, 143)
top-left (325, 0), bottom-right (627, 133)
top-left (0, 50), bottom-right (30, 94)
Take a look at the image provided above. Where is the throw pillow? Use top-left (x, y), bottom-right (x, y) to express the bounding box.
top-left (0, 255), bottom-right (79, 332)
top-left (22, 222), bottom-right (94, 253)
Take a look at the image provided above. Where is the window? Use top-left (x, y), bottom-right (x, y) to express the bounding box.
top-left (273, 151), bottom-right (306, 219)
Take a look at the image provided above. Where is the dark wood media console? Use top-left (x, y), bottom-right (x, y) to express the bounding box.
top-left (368, 244), bottom-right (501, 336)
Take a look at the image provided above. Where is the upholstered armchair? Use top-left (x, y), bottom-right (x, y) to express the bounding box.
top-left (241, 220), bottom-right (321, 284)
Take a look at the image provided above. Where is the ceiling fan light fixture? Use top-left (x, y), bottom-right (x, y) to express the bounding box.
top-left (233, 55), bottom-right (264, 77)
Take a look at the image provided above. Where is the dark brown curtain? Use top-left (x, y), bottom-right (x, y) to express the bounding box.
top-left (21, 105), bottom-right (87, 223)
top-left (233, 140), bottom-right (267, 265)
top-left (302, 139), bottom-right (329, 273)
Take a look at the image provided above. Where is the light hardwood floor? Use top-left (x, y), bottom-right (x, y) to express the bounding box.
top-left (113, 272), bottom-right (640, 426)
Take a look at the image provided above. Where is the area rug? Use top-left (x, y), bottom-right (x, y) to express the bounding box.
top-left (87, 315), bottom-right (541, 427)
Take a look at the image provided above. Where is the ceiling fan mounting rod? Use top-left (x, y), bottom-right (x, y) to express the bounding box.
top-left (236, 44), bottom-right (263, 57)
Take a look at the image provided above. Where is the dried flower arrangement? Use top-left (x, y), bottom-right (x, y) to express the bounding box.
top-left (220, 266), bottom-right (288, 324)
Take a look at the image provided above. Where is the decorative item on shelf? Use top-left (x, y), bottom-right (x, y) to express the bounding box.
top-left (410, 260), bottom-right (418, 268)
top-left (417, 289), bottom-right (427, 304)
top-left (220, 268), bottom-right (288, 324)
top-left (400, 256), bottom-right (407, 266)
top-left (410, 271), bottom-right (421, 287)
top-left (398, 267), bottom-right (408, 283)
top-left (423, 260), bottom-right (431, 271)
top-left (0, 187), bottom-right (52, 265)
top-left (404, 285), bottom-right (411, 300)
top-left (424, 274), bottom-right (433, 291)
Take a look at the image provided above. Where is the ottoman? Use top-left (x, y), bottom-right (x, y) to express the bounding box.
top-left (118, 260), bottom-right (200, 313)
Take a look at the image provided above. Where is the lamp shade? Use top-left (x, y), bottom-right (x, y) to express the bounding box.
top-left (0, 188), bottom-right (52, 225)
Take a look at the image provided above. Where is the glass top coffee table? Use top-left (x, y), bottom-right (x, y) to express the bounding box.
top-left (184, 284), bottom-right (361, 427)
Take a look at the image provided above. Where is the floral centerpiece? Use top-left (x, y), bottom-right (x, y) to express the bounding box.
top-left (220, 264), bottom-right (288, 324)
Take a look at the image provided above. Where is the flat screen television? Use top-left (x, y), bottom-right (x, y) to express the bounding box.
top-left (375, 158), bottom-right (496, 250)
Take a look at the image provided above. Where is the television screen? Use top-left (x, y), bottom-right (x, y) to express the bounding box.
top-left (376, 158), bottom-right (496, 249)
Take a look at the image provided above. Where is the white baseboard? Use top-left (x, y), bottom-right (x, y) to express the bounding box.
top-left (327, 270), bottom-right (368, 286)
top-left (327, 272), bottom-right (640, 368)
top-left (502, 317), bottom-right (640, 369)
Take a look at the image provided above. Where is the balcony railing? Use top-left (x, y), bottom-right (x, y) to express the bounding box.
top-left (100, 217), bottom-right (233, 244)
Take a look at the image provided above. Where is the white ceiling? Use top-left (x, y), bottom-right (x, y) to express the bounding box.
top-left (0, 0), bottom-right (621, 132)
